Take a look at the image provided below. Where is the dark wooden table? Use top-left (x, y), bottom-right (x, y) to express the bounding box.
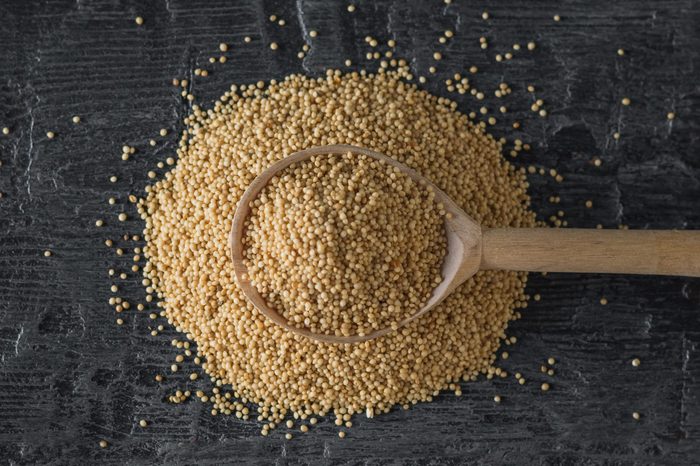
top-left (1, 1), bottom-right (699, 464)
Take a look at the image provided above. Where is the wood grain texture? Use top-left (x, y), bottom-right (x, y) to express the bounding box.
top-left (482, 228), bottom-right (700, 276)
top-left (0, 0), bottom-right (699, 464)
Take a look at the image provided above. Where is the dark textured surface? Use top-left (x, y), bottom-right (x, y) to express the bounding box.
top-left (1, 1), bottom-right (699, 464)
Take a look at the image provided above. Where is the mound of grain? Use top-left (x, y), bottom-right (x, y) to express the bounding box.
top-left (242, 151), bottom-right (447, 337)
top-left (140, 68), bottom-right (535, 422)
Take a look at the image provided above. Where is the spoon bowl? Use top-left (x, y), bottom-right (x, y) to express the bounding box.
top-left (229, 144), bottom-right (483, 344)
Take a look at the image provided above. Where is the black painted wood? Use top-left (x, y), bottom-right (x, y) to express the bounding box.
top-left (0, 1), bottom-right (699, 464)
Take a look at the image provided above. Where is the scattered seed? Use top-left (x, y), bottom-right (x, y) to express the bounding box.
top-left (541, 383), bottom-right (550, 391)
top-left (632, 358), bottom-right (640, 367)
top-left (135, 16), bottom-right (143, 25)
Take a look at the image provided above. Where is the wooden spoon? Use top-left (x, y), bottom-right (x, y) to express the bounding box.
top-left (230, 144), bottom-right (700, 344)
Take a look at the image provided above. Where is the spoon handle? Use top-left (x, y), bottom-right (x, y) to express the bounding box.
top-left (480, 228), bottom-right (700, 277)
